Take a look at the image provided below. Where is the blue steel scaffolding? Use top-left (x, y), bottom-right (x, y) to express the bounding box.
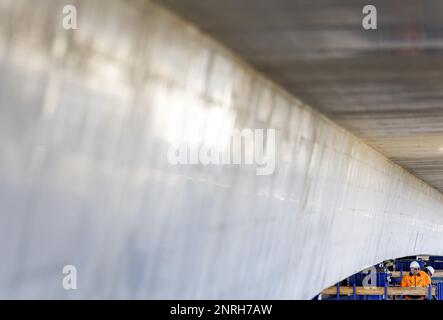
top-left (317, 256), bottom-right (443, 300)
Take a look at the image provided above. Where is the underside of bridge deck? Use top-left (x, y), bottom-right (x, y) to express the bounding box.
top-left (159, 0), bottom-right (443, 192)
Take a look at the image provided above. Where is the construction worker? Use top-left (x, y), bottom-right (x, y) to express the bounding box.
top-left (424, 266), bottom-right (435, 279)
top-left (400, 261), bottom-right (431, 300)
top-left (423, 266), bottom-right (436, 300)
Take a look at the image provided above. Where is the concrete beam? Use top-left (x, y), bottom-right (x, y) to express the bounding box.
top-left (0, 0), bottom-right (443, 299)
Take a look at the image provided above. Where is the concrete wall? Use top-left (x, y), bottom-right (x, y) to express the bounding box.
top-left (1, 0), bottom-right (443, 299)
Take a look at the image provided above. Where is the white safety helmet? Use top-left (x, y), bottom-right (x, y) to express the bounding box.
top-left (425, 266), bottom-right (435, 276)
top-left (410, 261), bottom-right (420, 269)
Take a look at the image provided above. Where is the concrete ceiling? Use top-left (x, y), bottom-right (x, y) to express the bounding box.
top-left (157, 0), bottom-right (443, 192)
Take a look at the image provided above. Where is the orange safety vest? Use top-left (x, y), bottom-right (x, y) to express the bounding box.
top-left (400, 271), bottom-right (431, 300)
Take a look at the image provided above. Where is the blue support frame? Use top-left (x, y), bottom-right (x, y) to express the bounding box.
top-left (399, 269), bottom-right (403, 300)
top-left (437, 283), bottom-right (443, 301)
top-left (353, 275), bottom-right (357, 300)
top-left (336, 282), bottom-right (340, 300)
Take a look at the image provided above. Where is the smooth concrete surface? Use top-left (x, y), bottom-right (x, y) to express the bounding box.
top-left (1, 0), bottom-right (443, 299)
top-left (159, 0), bottom-right (443, 193)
